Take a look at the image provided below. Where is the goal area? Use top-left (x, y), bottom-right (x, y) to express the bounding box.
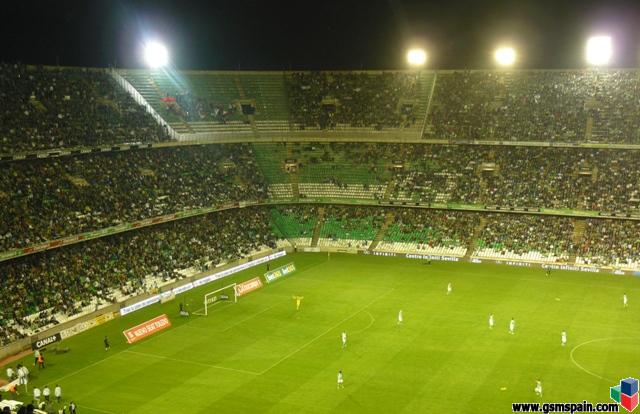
top-left (193, 283), bottom-right (237, 316)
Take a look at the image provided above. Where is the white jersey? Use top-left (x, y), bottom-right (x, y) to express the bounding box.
top-left (447, 283), bottom-right (452, 294)
top-left (623, 295), bottom-right (628, 306)
top-left (43, 387), bottom-right (50, 397)
top-left (341, 332), bottom-right (347, 344)
top-left (6, 367), bottom-right (14, 379)
top-left (489, 315), bottom-right (494, 328)
top-left (337, 372), bottom-right (344, 383)
top-left (55, 386), bottom-right (62, 397)
top-left (509, 320), bottom-right (515, 333)
top-left (398, 310), bottom-right (403, 322)
top-left (34, 388), bottom-right (41, 399)
top-left (561, 332), bottom-right (567, 344)
top-left (535, 381), bottom-right (542, 395)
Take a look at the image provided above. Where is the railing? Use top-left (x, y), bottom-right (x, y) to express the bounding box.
top-left (110, 69), bottom-right (180, 140)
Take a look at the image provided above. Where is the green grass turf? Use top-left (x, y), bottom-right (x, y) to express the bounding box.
top-left (3, 253), bottom-right (640, 413)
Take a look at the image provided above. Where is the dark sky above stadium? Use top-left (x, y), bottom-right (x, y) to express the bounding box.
top-left (3, 0), bottom-right (640, 70)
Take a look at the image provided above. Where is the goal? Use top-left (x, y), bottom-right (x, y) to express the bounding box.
top-left (193, 283), bottom-right (237, 316)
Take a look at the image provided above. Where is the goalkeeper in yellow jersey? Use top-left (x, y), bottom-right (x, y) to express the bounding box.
top-left (293, 295), bottom-right (304, 310)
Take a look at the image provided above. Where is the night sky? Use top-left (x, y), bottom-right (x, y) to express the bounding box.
top-left (2, 0), bottom-right (640, 70)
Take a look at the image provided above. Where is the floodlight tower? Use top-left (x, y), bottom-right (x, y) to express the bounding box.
top-left (144, 42), bottom-right (169, 68)
top-left (407, 48), bottom-right (428, 68)
top-left (494, 46), bottom-right (516, 67)
top-left (586, 36), bottom-right (612, 66)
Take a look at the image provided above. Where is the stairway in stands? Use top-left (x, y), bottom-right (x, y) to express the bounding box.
top-left (464, 215), bottom-right (488, 260)
top-left (368, 210), bottom-right (396, 251)
top-left (311, 207), bottom-right (326, 247)
top-left (382, 180), bottom-right (396, 202)
top-left (568, 219), bottom-right (587, 263)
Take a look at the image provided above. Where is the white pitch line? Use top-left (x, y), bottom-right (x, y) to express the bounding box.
top-left (259, 288), bottom-right (394, 375)
top-left (49, 303), bottom-right (274, 385)
top-left (569, 337), bottom-right (631, 382)
top-left (77, 404), bottom-right (120, 414)
top-left (124, 350), bottom-right (260, 376)
top-left (350, 311), bottom-right (376, 335)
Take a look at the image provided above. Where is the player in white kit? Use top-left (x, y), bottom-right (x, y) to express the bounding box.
top-left (509, 318), bottom-right (515, 335)
top-left (337, 370), bottom-right (344, 389)
top-left (341, 332), bottom-right (347, 348)
top-left (447, 283), bottom-right (452, 295)
top-left (397, 310), bottom-right (403, 325)
top-left (488, 313), bottom-right (494, 329)
top-left (535, 380), bottom-right (543, 397)
top-left (623, 294), bottom-right (628, 308)
top-left (561, 330), bottom-right (567, 346)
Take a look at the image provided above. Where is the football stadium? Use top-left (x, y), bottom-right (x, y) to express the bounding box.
top-left (1, 1), bottom-right (640, 413)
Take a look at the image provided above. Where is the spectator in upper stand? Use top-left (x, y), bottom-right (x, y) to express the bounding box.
top-left (0, 63), bottom-right (169, 153)
top-left (0, 144), bottom-right (268, 251)
top-left (425, 70), bottom-right (640, 144)
top-left (288, 72), bottom-right (419, 130)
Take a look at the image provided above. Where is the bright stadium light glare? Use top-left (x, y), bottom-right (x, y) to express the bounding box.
top-left (407, 48), bottom-right (427, 67)
top-left (586, 36), bottom-right (612, 66)
top-left (144, 42), bottom-right (169, 68)
top-left (494, 46), bottom-right (516, 66)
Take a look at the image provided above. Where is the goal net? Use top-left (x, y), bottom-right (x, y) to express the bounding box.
top-left (193, 283), bottom-right (237, 316)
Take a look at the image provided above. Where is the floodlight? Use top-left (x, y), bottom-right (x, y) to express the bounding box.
top-left (494, 47), bottom-right (516, 66)
top-left (586, 36), bottom-right (612, 66)
top-left (144, 42), bottom-right (169, 68)
top-left (407, 49), bottom-right (427, 67)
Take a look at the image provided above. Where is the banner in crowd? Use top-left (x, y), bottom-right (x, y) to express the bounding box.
top-left (264, 262), bottom-right (296, 283)
top-left (123, 314), bottom-right (172, 344)
top-left (31, 333), bottom-right (62, 350)
top-left (60, 312), bottom-right (116, 339)
top-left (235, 277), bottom-right (263, 296)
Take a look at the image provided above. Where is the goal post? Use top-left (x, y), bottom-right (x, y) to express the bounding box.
top-left (193, 283), bottom-right (237, 316)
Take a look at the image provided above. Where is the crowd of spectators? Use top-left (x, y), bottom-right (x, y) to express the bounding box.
top-left (0, 63), bottom-right (169, 153)
top-left (477, 214), bottom-right (575, 257)
top-left (578, 219), bottom-right (640, 267)
top-left (261, 142), bottom-right (640, 213)
top-left (288, 72), bottom-right (420, 130)
top-left (426, 70), bottom-right (640, 143)
top-left (0, 144), bottom-right (267, 251)
top-left (385, 209), bottom-right (479, 247)
top-left (173, 91), bottom-right (239, 123)
top-left (0, 207), bottom-right (276, 346)
top-left (4, 142), bottom-right (640, 252)
top-left (320, 206), bottom-right (386, 241)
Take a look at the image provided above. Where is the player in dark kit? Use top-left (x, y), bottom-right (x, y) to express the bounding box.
top-left (104, 336), bottom-right (110, 351)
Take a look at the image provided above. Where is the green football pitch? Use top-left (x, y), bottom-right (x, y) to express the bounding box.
top-left (3, 252), bottom-right (639, 413)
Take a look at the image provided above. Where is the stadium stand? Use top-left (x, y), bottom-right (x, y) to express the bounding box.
top-left (5, 65), bottom-right (640, 350)
top-left (0, 144), bottom-right (267, 251)
top-left (0, 64), bottom-right (169, 153)
top-left (425, 69), bottom-right (640, 143)
top-left (577, 218), bottom-right (640, 268)
top-left (376, 209), bottom-right (478, 256)
top-left (473, 214), bottom-right (575, 263)
top-left (0, 207), bottom-right (276, 345)
top-left (270, 205), bottom-right (318, 247)
top-left (317, 206), bottom-right (386, 249)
